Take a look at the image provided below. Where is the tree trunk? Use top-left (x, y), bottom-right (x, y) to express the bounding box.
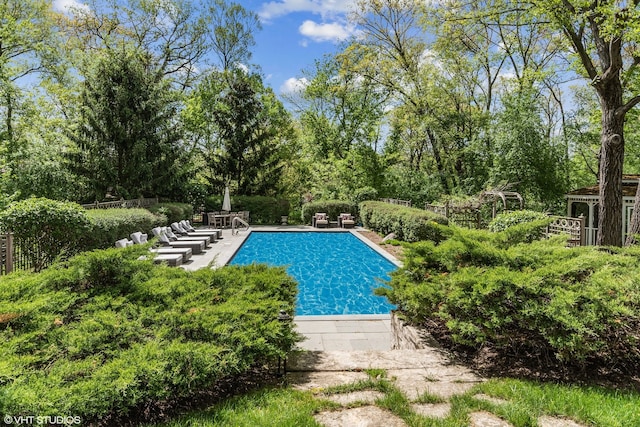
top-left (625, 179), bottom-right (640, 246)
top-left (595, 82), bottom-right (625, 247)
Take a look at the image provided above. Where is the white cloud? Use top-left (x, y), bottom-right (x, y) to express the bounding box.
top-left (280, 77), bottom-right (309, 94)
top-left (259, 0), bottom-right (354, 22)
top-left (52, 0), bottom-right (90, 14)
top-left (299, 20), bottom-right (357, 43)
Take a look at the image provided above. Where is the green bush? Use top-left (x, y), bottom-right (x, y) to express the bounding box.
top-left (148, 202), bottom-right (193, 224)
top-left (301, 200), bottom-right (358, 224)
top-left (82, 208), bottom-right (166, 250)
top-left (379, 226), bottom-right (640, 368)
top-left (0, 198), bottom-right (91, 271)
top-left (488, 209), bottom-right (549, 232)
top-left (0, 248), bottom-right (299, 421)
top-left (204, 195), bottom-right (289, 224)
top-left (359, 200), bottom-right (449, 243)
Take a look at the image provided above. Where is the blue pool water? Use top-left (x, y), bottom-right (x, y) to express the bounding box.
top-left (229, 232), bottom-right (397, 315)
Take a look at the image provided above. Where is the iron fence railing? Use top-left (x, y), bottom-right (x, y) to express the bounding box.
top-left (380, 198), bottom-right (412, 207)
top-left (81, 197), bottom-right (158, 210)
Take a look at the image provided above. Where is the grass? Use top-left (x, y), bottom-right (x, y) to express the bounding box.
top-left (141, 376), bottom-right (640, 427)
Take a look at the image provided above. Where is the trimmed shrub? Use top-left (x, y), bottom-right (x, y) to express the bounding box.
top-left (82, 208), bottom-right (166, 250)
top-left (488, 209), bottom-right (549, 232)
top-left (0, 198), bottom-right (91, 271)
top-left (0, 247), bottom-right (299, 421)
top-left (148, 202), bottom-right (193, 224)
top-left (379, 226), bottom-right (640, 368)
top-left (359, 200), bottom-right (449, 243)
top-left (204, 195), bottom-right (289, 224)
top-left (301, 200), bottom-right (358, 224)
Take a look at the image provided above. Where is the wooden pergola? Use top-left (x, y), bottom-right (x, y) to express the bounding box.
top-left (479, 190), bottom-right (524, 219)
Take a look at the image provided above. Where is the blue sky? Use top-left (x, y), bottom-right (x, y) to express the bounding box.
top-left (246, 0), bottom-right (358, 95)
top-left (53, 0), bottom-right (359, 96)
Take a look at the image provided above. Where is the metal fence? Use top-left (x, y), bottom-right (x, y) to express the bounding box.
top-left (380, 198), bottom-right (412, 207)
top-left (81, 197), bottom-right (158, 210)
top-left (424, 202), bottom-right (482, 229)
top-left (1, 233), bottom-right (13, 275)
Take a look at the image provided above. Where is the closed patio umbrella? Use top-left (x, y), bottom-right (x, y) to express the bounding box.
top-left (222, 186), bottom-right (231, 212)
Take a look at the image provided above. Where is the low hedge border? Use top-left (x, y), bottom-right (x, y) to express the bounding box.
top-left (359, 200), bottom-right (449, 243)
top-left (82, 208), bottom-right (166, 250)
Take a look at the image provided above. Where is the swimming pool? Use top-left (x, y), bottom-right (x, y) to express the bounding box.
top-left (229, 231), bottom-right (397, 316)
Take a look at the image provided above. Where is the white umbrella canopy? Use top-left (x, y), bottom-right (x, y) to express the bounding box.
top-left (222, 186), bottom-right (231, 211)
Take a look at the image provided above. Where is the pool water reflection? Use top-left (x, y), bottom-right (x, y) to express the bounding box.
top-left (229, 231), bottom-right (397, 316)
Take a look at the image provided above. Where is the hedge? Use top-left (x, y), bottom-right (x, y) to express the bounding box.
top-left (147, 202), bottom-right (193, 225)
top-left (82, 208), bottom-right (166, 250)
top-left (204, 195), bottom-right (289, 224)
top-left (378, 225), bottom-right (640, 368)
top-left (0, 247), bottom-right (299, 422)
top-left (301, 200), bottom-right (358, 224)
top-left (0, 198), bottom-right (91, 271)
top-left (359, 200), bottom-right (449, 243)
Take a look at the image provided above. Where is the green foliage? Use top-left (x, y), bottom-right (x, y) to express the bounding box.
top-left (0, 198), bottom-right (90, 271)
top-left (148, 202), bottom-right (193, 225)
top-left (187, 69), bottom-right (293, 196)
top-left (0, 248), bottom-right (298, 421)
top-left (489, 88), bottom-right (569, 205)
top-left (204, 195), bottom-right (289, 224)
top-left (301, 200), bottom-right (358, 224)
top-left (488, 210), bottom-right (550, 232)
top-left (359, 201), bottom-right (449, 243)
top-left (351, 186), bottom-right (379, 205)
top-left (381, 226), bottom-right (640, 367)
top-left (68, 48), bottom-right (188, 201)
top-left (81, 208), bottom-right (166, 250)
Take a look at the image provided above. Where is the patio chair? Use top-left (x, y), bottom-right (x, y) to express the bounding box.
top-left (313, 212), bottom-right (329, 228)
top-left (338, 213), bottom-right (355, 229)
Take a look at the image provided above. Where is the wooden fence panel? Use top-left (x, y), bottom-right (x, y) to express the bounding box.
top-left (545, 215), bottom-right (585, 247)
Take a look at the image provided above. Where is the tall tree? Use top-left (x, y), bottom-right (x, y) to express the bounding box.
top-left (187, 69), bottom-right (293, 195)
top-left (69, 49), bottom-right (186, 200)
top-left (61, 0), bottom-right (210, 91)
top-left (530, 1), bottom-right (640, 245)
top-left (208, 0), bottom-right (261, 71)
top-left (0, 0), bottom-right (57, 162)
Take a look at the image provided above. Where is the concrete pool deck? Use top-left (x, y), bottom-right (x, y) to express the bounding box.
top-left (179, 224), bottom-right (396, 351)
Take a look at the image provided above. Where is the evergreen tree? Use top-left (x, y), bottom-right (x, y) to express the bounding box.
top-left (69, 49), bottom-right (187, 200)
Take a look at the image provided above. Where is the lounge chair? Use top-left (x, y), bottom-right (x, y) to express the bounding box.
top-left (130, 232), bottom-right (148, 244)
top-left (140, 253), bottom-right (183, 266)
top-left (115, 238), bottom-right (133, 248)
top-left (172, 221), bottom-right (220, 240)
top-left (151, 227), bottom-right (206, 254)
top-left (161, 226), bottom-right (211, 246)
top-left (183, 220), bottom-right (222, 239)
top-left (338, 213), bottom-right (355, 229)
top-left (149, 247), bottom-right (192, 262)
top-left (312, 212), bottom-right (329, 228)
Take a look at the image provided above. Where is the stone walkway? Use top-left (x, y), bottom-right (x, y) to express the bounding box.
top-left (287, 348), bottom-right (588, 426)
